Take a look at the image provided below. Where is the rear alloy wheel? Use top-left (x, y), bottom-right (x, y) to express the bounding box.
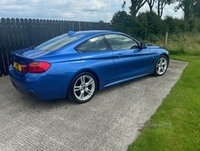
top-left (68, 72), bottom-right (97, 103)
top-left (154, 55), bottom-right (168, 76)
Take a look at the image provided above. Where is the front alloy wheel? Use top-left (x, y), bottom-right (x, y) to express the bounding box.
top-left (154, 55), bottom-right (168, 76)
top-left (68, 72), bottom-right (96, 103)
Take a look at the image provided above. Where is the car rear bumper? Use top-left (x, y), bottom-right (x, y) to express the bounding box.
top-left (9, 66), bottom-right (69, 100)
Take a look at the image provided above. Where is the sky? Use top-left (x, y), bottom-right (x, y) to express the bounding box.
top-left (0, 0), bottom-right (183, 23)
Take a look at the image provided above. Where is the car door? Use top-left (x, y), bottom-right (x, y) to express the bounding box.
top-left (104, 34), bottom-right (153, 79)
top-left (76, 35), bottom-right (118, 87)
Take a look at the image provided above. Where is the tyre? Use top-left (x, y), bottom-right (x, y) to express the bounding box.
top-left (68, 72), bottom-right (97, 103)
top-left (153, 55), bottom-right (168, 76)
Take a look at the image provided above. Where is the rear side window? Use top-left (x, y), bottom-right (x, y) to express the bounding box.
top-left (35, 34), bottom-right (81, 51)
top-left (76, 36), bottom-right (108, 53)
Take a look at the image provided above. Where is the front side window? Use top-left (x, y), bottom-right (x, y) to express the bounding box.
top-left (105, 34), bottom-right (138, 50)
top-left (76, 36), bottom-right (108, 53)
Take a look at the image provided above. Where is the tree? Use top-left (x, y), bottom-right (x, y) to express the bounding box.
top-left (147, 0), bottom-right (157, 12)
top-left (122, 0), bottom-right (126, 11)
top-left (175, 0), bottom-right (197, 21)
top-left (193, 1), bottom-right (200, 18)
top-left (157, 0), bottom-right (175, 17)
top-left (129, 0), bottom-right (147, 18)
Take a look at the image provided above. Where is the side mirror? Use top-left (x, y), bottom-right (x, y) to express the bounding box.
top-left (140, 43), bottom-right (147, 49)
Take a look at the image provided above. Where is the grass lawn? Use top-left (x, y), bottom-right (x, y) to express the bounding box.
top-left (128, 55), bottom-right (200, 151)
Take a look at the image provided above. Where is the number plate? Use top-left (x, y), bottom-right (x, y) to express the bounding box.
top-left (13, 62), bottom-right (22, 72)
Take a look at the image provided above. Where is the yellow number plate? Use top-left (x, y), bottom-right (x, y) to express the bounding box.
top-left (13, 62), bottom-right (22, 72)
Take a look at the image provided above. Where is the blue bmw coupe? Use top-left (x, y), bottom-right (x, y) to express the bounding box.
top-left (9, 30), bottom-right (169, 103)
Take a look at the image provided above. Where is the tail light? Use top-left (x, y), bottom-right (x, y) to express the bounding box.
top-left (22, 62), bottom-right (51, 73)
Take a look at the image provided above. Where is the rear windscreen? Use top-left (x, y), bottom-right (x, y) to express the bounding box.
top-left (35, 34), bottom-right (81, 51)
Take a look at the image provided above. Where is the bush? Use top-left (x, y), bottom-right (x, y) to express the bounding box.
top-left (111, 11), bottom-right (133, 33)
top-left (111, 10), bottom-right (200, 44)
top-left (164, 16), bottom-right (189, 33)
top-left (111, 11), bottom-right (146, 39)
top-left (188, 18), bottom-right (200, 32)
top-left (137, 11), bottom-right (166, 42)
top-left (111, 11), bottom-right (166, 41)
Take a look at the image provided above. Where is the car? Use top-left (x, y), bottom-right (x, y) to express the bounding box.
top-left (9, 30), bottom-right (169, 103)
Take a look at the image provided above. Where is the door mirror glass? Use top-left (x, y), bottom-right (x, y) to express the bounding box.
top-left (140, 43), bottom-right (147, 49)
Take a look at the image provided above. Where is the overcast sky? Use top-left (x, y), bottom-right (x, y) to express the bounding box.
top-left (0, 0), bottom-right (183, 22)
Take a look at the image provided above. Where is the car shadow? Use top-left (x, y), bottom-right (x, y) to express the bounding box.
top-left (15, 92), bottom-right (75, 111)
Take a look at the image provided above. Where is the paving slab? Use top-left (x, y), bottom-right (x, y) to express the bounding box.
top-left (0, 59), bottom-right (188, 151)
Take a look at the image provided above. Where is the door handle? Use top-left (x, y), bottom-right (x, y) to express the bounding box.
top-left (116, 53), bottom-right (122, 57)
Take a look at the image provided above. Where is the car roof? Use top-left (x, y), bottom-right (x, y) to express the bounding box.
top-left (66, 30), bottom-right (123, 37)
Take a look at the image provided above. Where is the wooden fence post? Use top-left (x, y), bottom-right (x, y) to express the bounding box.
top-left (165, 31), bottom-right (168, 48)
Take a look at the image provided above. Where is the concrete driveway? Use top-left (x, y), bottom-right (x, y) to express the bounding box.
top-left (0, 60), bottom-right (188, 151)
